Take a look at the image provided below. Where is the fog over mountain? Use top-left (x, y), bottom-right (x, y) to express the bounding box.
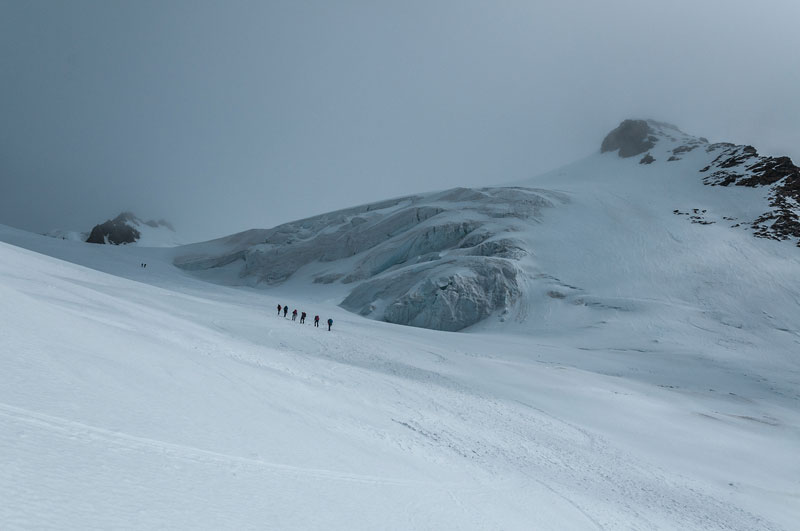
top-left (1, 0), bottom-right (799, 241)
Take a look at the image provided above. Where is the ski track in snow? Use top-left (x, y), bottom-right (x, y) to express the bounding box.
top-left (0, 402), bottom-right (433, 487)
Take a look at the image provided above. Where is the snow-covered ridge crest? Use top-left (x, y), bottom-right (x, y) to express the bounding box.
top-left (175, 187), bottom-right (567, 331)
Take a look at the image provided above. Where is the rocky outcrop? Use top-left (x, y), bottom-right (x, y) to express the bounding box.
top-left (639, 153), bottom-right (655, 165)
top-left (601, 120), bottom-right (656, 158)
top-left (602, 119), bottom-right (707, 160)
top-left (85, 212), bottom-right (177, 245)
top-left (86, 212), bottom-right (142, 244)
top-left (701, 145), bottom-right (800, 244)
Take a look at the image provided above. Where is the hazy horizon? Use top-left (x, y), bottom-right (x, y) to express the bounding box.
top-left (2, 0), bottom-right (799, 242)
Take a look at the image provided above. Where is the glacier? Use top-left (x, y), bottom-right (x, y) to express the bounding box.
top-left (175, 187), bottom-right (567, 330)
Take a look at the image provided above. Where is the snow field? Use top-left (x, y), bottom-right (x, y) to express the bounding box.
top-left (1, 229), bottom-right (798, 529)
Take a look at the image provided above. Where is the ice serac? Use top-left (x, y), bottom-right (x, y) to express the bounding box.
top-left (175, 187), bottom-right (566, 331)
top-left (342, 257), bottom-right (520, 331)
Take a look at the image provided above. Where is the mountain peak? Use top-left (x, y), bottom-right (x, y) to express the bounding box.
top-left (85, 212), bottom-right (179, 246)
top-left (600, 119), bottom-right (653, 158)
top-left (601, 119), bottom-right (706, 158)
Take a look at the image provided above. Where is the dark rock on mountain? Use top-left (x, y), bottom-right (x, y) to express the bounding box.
top-left (86, 212), bottom-right (142, 245)
top-left (701, 145), bottom-right (800, 243)
top-left (711, 145), bottom-right (759, 169)
top-left (85, 212), bottom-right (177, 245)
top-left (601, 119), bottom-right (656, 158)
top-left (673, 144), bottom-right (698, 155)
top-left (742, 156), bottom-right (798, 187)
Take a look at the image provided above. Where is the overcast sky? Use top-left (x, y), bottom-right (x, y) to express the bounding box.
top-left (2, 0), bottom-right (799, 241)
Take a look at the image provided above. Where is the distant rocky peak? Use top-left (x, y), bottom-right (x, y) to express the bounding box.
top-left (86, 213), bottom-right (141, 245)
top-left (601, 119), bottom-right (654, 158)
top-left (86, 212), bottom-right (175, 245)
top-left (601, 119), bottom-right (706, 159)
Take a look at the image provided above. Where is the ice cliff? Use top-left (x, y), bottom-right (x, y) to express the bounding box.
top-left (175, 187), bottom-right (566, 331)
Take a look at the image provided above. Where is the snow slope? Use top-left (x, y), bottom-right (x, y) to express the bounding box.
top-left (131, 218), bottom-right (183, 247)
top-left (1, 120), bottom-right (799, 529)
top-left (42, 229), bottom-right (89, 242)
top-left (1, 222), bottom-right (798, 529)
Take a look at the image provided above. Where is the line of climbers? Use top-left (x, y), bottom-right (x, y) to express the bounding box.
top-left (277, 304), bottom-right (333, 331)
